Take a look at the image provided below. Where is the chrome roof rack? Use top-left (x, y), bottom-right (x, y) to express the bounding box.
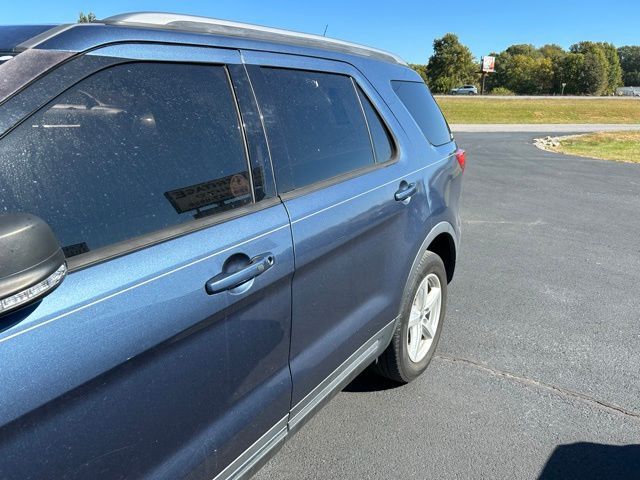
top-left (102, 12), bottom-right (407, 66)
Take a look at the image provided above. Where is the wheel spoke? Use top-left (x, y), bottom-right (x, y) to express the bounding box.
top-left (425, 286), bottom-right (440, 312)
top-left (406, 274), bottom-right (443, 363)
top-left (422, 320), bottom-right (435, 339)
top-left (411, 325), bottom-right (421, 358)
top-left (415, 281), bottom-right (427, 312)
top-left (409, 305), bottom-right (422, 328)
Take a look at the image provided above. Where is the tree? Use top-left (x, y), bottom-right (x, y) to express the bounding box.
top-left (618, 46), bottom-right (640, 86)
top-left (426, 33), bottom-right (477, 93)
top-left (539, 44), bottom-right (569, 94)
top-left (493, 54), bottom-right (553, 94)
top-left (556, 53), bottom-right (586, 94)
top-left (505, 44), bottom-right (540, 58)
top-left (487, 45), bottom-right (555, 95)
top-left (623, 71), bottom-right (640, 87)
top-left (597, 42), bottom-right (623, 94)
top-left (539, 44), bottom-right (565, 60)
top-left (78, 12), bottom-right (96, 23)
top-left (484, 50), bottom-right (509, 93)
top-left (409, 64), bottom-right (429, 84)
top-left (570, 42), bottom-right (609, 95)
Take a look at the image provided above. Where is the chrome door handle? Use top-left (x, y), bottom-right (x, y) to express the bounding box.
top-left (205, 253), bottom-right (275, 294)
top-left (395, 182), bottom-right (417, 202)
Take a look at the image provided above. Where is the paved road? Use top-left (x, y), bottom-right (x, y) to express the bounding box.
top-left (435, 95), bottom-right (640, 100)
top-left (451, 124), bottom-right (640, 133)
top-left (253, 133), bottom-right (640, 479)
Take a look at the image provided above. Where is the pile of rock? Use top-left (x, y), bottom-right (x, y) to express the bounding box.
top-left (533, 136), bottom-right (562, 150)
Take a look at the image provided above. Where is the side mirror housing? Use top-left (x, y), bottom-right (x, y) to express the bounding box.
top-left (0, 213), bottom-right (66, 317)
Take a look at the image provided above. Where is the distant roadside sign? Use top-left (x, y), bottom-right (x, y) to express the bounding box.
top-left (481, 56), bottom-right (495, 73)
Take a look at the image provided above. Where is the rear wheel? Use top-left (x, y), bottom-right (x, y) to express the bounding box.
top-left (373, 250), bottom-right (447, 383)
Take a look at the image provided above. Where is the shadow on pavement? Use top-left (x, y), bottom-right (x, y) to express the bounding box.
top-left (539, 442), bottom-right (640, 480)
top-left (342, 369), bottom-right (402, 393)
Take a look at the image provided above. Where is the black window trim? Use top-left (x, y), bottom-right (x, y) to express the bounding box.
top-left (2, 58), bottom-right (277, 273)
top-left (225, 64), bottom-right (257, 204)
top-left (67, 197), bottom-right (281, 272)
top-left (352, 77), bottom-right (378, 163)
top-left (229, 63), bottom-right (279, 201)
top-left (246, 64), bottom-right (401, 201)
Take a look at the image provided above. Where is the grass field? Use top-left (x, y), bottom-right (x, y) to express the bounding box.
top-left (549, 131), bottom-right (640, 163)
top-left (435, 97), bottom-right (640, 124)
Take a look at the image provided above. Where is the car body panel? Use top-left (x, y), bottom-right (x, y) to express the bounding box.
top-left (240, 50), bottom-right (455, 407)
top-left (0, 43), bottom-right (294, 480)
top-left (0, 24), bottom-right (57, 54)
top-left (0, 20), bottom-right (462, 480)
top-left (0, 203), bottom-right (295, 479)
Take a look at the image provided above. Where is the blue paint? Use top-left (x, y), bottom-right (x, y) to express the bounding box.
top-left (0, 22), bottom-right (461, 479)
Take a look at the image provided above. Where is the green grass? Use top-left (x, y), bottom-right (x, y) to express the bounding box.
top-left (435, 97), bottom-right (640, 124)
top-left (551, 131), bottom-right (640, 163)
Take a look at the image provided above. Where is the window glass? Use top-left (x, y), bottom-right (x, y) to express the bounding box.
top-left (253, 68), bottom-right (375, 192)
top-left (0, 62), bottom-right (251, 258)
top-left (391, 80), bottom-right (452, 146)
top-left (356, 86), bottom-right (394, 163)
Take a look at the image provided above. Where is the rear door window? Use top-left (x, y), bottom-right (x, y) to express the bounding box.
top-left (391, 80), bottom-right (452, 146)
top-left (0, 62), bottom-right (252, 258)
top-left (250, 68), bottom-right (375, 193)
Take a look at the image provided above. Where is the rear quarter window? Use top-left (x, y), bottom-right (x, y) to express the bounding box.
top-left (391, 80), bottom-right (452, 146)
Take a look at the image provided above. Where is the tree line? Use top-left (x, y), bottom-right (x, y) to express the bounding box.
top-left (412, 34), bottom-right (640, 95)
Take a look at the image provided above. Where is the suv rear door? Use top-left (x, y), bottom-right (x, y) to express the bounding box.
top-left (0, 45), bottom-right (293, 480)
top-left (243, 52), bottom-right (432, 424)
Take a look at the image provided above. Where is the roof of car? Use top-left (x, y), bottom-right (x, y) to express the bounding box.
top-left (0, 25), bottom-right (57, 54)
top-left (12, 12), bottom-right (407, 67)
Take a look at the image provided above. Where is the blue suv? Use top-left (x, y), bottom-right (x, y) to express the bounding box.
top-left (0, 13), bottom-right (464, 480)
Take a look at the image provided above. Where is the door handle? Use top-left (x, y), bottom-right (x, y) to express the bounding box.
top-left (206, 253), bottom-right (275, 294)
top-left (394, 182), bottom-right (417, 202)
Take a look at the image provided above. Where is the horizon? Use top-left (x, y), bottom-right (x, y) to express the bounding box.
top-left (2, 1), bottom-right (640, 64)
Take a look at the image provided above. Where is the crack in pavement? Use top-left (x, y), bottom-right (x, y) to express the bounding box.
top-left (464, 219), bottom-right (546, 226)
top-left (434, 353), bottom-right (640, 422)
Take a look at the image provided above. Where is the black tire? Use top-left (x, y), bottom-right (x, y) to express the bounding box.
top-left (373, 250), bottom-right (447, 383)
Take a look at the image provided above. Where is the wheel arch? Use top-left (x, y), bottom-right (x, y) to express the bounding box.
top-left (411, 221), bottom-right (458, 285)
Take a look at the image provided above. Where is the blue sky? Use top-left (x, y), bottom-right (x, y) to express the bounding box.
top-left (2, 0), bottom-right (639, 64)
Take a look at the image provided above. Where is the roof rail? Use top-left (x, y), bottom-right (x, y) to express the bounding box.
top-left (102, 12), bottom-right (407, 66)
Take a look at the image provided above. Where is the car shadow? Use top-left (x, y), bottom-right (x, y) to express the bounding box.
top-left (342, 368), bottom-right (403, 392)
top-left (539, 442), bottom-right (640, 480)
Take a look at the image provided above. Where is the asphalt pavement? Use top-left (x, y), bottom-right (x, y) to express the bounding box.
top-left (253, 133), bottom-right (640, 479)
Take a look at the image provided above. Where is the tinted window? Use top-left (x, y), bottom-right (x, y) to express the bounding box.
top-left (391, 80), bottom-right (452, 146)
top-left (356, 86), bottom-right (394, 163)
top-left (0, 62), bottom-right (251, 258)
top-left (252, 68), bottom-right (375, 192)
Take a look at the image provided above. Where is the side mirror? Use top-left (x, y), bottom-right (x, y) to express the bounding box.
top-left (0, 213), bottom-right (67, 317)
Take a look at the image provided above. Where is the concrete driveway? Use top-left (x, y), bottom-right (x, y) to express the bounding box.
top-left (253, 133), bottom-right (640, 479)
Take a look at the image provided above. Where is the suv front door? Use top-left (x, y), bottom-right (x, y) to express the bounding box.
top-left (0, 45), bottom-right (293, 480)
